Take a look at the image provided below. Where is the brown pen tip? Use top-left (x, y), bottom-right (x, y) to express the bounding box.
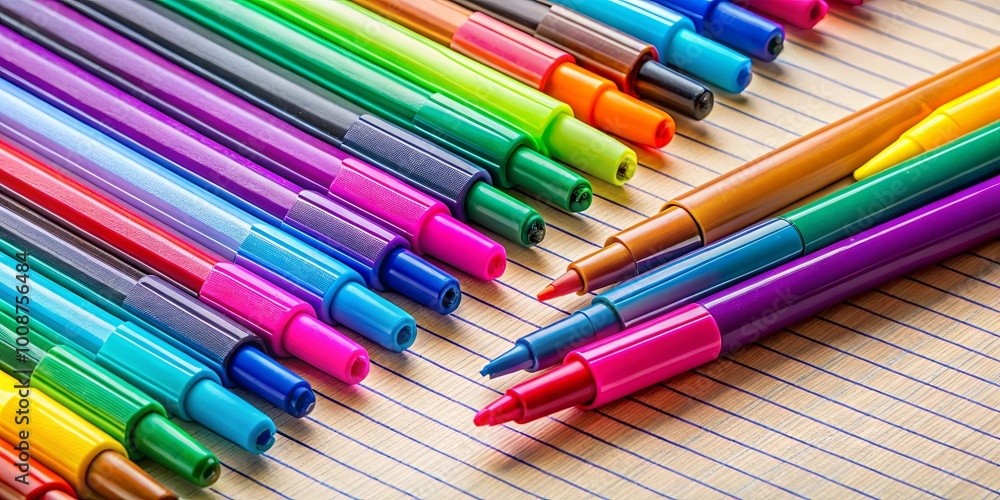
top-left (537, 271), bottom-right (583, 301)
top-left (87, 450), bottom-right (178, 500)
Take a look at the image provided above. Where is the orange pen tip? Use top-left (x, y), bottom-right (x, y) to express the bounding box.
top-left (87, 451), bottom-right (178, 500)
top-left (537, 271), bottom-right (583, 301)
top-left (594, 90), bottom-right (676, 148)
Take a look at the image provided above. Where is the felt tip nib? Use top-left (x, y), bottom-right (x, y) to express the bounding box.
top-left (481, 344), bottom-right (534, 378)
top-left (538, 271), bottom-right (583, 301)
top-left (474, 395), bottom-right (522, 426)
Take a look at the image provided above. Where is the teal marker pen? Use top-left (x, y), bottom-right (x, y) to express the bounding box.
top-left (0, 251), bottom-right (276, 453)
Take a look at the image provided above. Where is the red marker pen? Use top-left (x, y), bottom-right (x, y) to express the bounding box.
top-left (0, 438), bottom-right (76, 500)
top-left (0, 139), bottom-right (369, 384)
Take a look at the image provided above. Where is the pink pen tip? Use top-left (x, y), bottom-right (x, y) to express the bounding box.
top-left (474, 395), bottom-right (522, 426)
top-left (423, 213), bottom-right (506, 280)
top-left (284, 313), bottom-right (370, 384)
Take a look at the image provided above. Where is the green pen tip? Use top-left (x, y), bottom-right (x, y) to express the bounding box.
top-left (133, 413), bottom-right (221, 487)
top-left (570, 184), bottom-right (593, 212)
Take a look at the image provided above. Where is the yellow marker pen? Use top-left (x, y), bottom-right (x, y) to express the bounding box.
top-left (855, 77), bottom-right (1000, 180)
top-left (0, 371), bottom-right (176, 499)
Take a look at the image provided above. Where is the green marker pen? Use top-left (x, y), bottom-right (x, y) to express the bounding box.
top-left (161, 0), bottom-right (593, 212)
top-left (0, 311), bottom-right (220, 486)
top-left (252, 0), bottom-right (637, 186)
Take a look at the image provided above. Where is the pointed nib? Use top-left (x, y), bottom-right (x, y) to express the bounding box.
top-left (481, 343), bottom-right (534, 378)
top-left (537, 270), bottom-right (583, 301)
top-left (474, 395), bottom-right (522, 426)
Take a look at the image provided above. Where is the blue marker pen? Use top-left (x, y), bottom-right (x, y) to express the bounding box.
top-left (650, 0), bottom-right (785, 61)
top-left (0, 77), bottom-right (417, 352)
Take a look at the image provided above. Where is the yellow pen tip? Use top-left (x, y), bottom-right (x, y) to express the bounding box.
top-left (854, 138), bottom-right (927, 181)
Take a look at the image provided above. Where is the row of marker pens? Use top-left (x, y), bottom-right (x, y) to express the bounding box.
top-left (0, 0), bottom-right (939, 497)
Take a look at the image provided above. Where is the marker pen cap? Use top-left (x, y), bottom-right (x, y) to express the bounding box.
top-left (383, 247), bottom-right (462, 315)
top-left (634, 60), bottom-right (715, 120)
top-left (667, 28), bottom-right (752, 92)
top-left (704, 1), bottom-right (785, 61)
top-left (749, 0), bottom-right (829, 29)
top-left (0, 371), bottom-right (126, 498)
top-left (237, 224), bottom-right (416, 347)
top-left (122, 275), bottom-right (266, 388)
top-left (575, 303), bottom-right (721, 408)
top-left (343, 114), bottom-right (491, 220)
top-left (283, 313), bottom-right (370, 383)
top-left (330, 281), bottom-right (416, 352)
top-left (414, 93), bottom-right (534, 186)
top-left (229, 346), bottom-right (316, 417)
top-left (507, 147), bottom-right (593, 213)
top-left (282, 190), bottom-right (407, 290)
top-left (200, 262), bottom-right (370, 381)
top-left (0, 440), bottom-right (76, 499)
top-left (99, 324), bottom-right (276, 453)
top-left (465, 182), bottom-right (546, 247)
top-left (421, 212), bottom-right (507, 280)
top-left (31, 347), bottom-right (221, 487)
top-left (184, 378), bottom-right (276, 453)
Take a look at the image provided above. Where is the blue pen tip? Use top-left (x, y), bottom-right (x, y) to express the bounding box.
top-left (481, 343), bottom-right (534, 378)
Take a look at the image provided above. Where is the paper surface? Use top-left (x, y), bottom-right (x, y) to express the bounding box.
top-left (157, 1), bottom-right (1000, 498)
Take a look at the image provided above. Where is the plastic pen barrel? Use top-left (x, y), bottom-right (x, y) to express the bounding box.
top-left (0, 0), bottom-right (506, 280)
top-left (0, 135), bottom-right (370, 387)
top-left (67, 0), bottom-right (544, 248)
top-left (252, 0), bottom-right (638, 187)
top-left (0, 28), bottom-right (461, 315)
top-left (0, 316), bottom-right (220, 487)
top-left (0, 251), bottom-right (277, 454)
top-left (0, 194), bottom-right (317, 418)
top-left (0, 74), bottom-right (414, 354)
top-left (743, 0), bottom-right (829, 30)
top-left (651, 0), bottom-right (785, 61)
top-left (159, 0), bottom-right (592, 214)
top-left (354, 0), bottom-right (675, 148)
top-left (0, 439), bottom-right (78, 500)
top-left (0, 371), bottom-right (176, 500)
top-left (552, 0), bottom-right (753, 93)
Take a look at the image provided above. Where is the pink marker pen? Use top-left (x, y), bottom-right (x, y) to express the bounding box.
top-left (7, 0), bottom-right (506, 279)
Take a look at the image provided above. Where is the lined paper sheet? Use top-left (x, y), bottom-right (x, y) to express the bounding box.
top-left (150, 1), bottom-right (1000, 498)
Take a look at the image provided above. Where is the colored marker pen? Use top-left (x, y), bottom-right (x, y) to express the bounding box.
top-left (0, 439), bottom-right (77, 500)
top-left (0, 0), bottom-right (507, 280)
top-left (483, 121), bottom-right (1000, 377)
top-left (856, 77), bottom-right (1000, 180)
top-left (250, 0), bottom-right (638, 186)
top-left (0, 192), bottom-right (316, 418)
top-left (0, 140), bottom-right (370, 387)
top-left (0, 314), bottom-right (220, 487)
top-left (0, 26), bottom-right (461, 316)
top-left (144, 0), bottom-right (592, 215)
top-left (0, 250), bottom-right (276, 454)
top-left (551, 0), bottom-right (753, 92)
top-left (476, 175), bottom-right (1000, 426)
top-left (649, 0), bottom-right (785, 61)
top-left (0, 370), bottom-right (177, 499)
top-left (69, 0), bottom-right (545, 248)
top-left (351, 0), bottom-right (676, 148)
top-left (741, 0), bottom-right (829, 30)
top-left (0, 77), bottom-right (416, 353)
top-left (452, 0), bottom-right (715, 119)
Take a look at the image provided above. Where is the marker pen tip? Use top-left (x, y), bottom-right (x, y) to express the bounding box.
top-left (481, 344), bottom-right (534, 378)
top-left (537, 270), bottom-right (583, 301)
top-left (87, 450), bottom-right (177, 500)
top-left (474, 395), bottom-right (522, 426)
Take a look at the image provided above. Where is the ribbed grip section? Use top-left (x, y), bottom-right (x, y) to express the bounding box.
top-left (453, 13), bottom-right (572, 89)
top-left (0, 196), bottom-right (138, 303)
top-left (326, 158), bottom-right (442, 253)
top-left (122, 275), bottom-right (263, 383)
top-left (199, 262), bottom-right (316, 357)
top-left (284, 191), bottom-right (401, 289)
top-left (32, 346), bottom-right (160, 456)
top-left (343, 115), bottom-right (488, 219)
top-left (536, 6), bottom-right (655, 93)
